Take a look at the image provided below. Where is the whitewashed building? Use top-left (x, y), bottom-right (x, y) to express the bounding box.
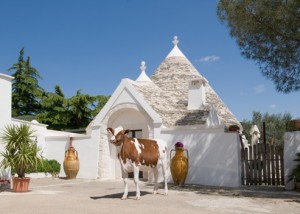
top-left (1, 37), bottom-right (299, 188)
top-left (88, 36), bottom-right (243, 187)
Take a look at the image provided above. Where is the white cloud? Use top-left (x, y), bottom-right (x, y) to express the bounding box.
top-left (199, 55), bottom-right (220, 63)
top-left (254, 84), bottom-right (265, 93)
top-left (270, 104), bottom-right (276, 109)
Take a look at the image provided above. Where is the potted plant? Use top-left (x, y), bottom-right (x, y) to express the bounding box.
top-left (0, 124), bottom-right (42, 192)
top-left (228, 124), bottom-right (240, 132)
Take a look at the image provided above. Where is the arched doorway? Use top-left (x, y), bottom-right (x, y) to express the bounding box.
top-left (106, 105), bottom-right (153, 179)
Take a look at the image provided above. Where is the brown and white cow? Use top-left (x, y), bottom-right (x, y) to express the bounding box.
top-left (107, 126), bottom-right (168, 200)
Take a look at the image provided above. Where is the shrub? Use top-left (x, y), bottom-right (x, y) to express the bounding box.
top-left (26, 159), bottom-right (61, 176)
top-left (47, 159), bottom-right (61, 176)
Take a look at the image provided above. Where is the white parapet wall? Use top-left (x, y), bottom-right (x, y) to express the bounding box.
top-left (100, 124), bottom-right (241, 187)
top-left (44, 134), bottom-right (99, 179)
top-left (160, 127), bottom-right (241, 188)
top-left (7, 119), bottom-right (99, 180)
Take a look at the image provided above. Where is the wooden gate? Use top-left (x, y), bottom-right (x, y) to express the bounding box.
top-left (241, 144), bottom-right (284, 186)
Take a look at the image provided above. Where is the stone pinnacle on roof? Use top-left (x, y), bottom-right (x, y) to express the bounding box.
top-left (136, 61), bottom-right (152, 82)
top-left (173, 36), bottom-right (179, 45)
top-left (140, 61), bottom-right (146, 72)
top-left (166, 36), bottom-right (187, 58)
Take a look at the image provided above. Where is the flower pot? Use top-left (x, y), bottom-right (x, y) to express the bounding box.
top-left (12, 177), bottom-right (30, 192)
top-left (293, 120), bottom-right (300, 130)
top-left (287, 120), bottom-right (300, 131)
top-left (63, 146), bottom-right (80, 179)
top-left (228, 125), bottom-right (240, 132)
top-left (170, 147), bottom-right (189, 186)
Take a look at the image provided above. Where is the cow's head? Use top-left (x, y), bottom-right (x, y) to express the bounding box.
top-left (107, 126), bottom-right (130, 146)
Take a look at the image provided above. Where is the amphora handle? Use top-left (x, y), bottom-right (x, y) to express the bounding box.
top-left (170, 148), bottom-right (189, 160)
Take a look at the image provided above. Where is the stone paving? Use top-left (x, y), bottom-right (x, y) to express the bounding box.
top-left (0, 178), bottom-right (300, 214)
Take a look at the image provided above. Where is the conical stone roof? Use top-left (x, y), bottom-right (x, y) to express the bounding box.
top-left (132, 37), bottom-right (240, 128)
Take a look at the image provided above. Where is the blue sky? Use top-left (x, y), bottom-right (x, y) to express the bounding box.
top-left (0, 0), bottom-right (299, 121)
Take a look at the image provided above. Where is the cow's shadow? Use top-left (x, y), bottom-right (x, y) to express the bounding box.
top-left (90, 191), bottom-right (151, 200)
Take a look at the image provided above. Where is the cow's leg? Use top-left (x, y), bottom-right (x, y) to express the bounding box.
top-left (162, 158), bottom-right (168, 195)
top-left (153, 167), bottom-right (159, 194)
top-left (121, 171), bottom-right (128, 200)
top-left (133, 165), bottom-right (141, 200)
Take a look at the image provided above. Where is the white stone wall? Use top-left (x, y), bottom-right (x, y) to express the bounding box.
top-left (160, 127), bottom-right (241, 187)
top-left (44, 135), bottom-right (98, 179)
top-left (0, 74), bottom-right (13, 131)
top-left (0, 74), bottom-right (13, 179)
top-left (10, 119), bottom-right (99, 179)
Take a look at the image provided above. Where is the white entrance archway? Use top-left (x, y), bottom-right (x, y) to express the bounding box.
top-left (98, 103), bottom-right (154, 179)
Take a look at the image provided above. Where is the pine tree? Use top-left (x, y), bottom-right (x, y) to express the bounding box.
top-left (37, 85), bottom-right (70, 130)
top-left (37, 86), bottom-right (102, 131)
top-left (218, 0), bottom-right (300, 93)
top-left (8, 48), bottom-right (45, 116)
top-left (68, 90), bottom-right (96, 129)
top-left (92, 95), bottom-right (110, 117)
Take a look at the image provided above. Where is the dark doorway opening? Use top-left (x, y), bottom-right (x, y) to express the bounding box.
top-left (128, 129), bottom-right (142, 138)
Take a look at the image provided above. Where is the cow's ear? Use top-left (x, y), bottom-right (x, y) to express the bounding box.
top-left (124, 129), bottom-right (130, 135)
top-left (107, 128), bottom-right (114, 135)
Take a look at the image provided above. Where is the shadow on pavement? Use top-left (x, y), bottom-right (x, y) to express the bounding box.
top-left (168, 184), bottom-right (300, 199)
top-left (90, 190), bottom-right (151, 200)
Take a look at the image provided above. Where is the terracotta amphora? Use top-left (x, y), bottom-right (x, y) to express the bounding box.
top-left (170, 147), bottom-right (189, 186)
top-left (63, 146), bottom-right (79, 179)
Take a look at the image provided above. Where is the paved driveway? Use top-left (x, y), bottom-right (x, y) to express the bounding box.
top-left (1, 178), bottom-right (300, 214)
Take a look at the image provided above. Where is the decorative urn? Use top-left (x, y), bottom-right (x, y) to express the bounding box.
top-left (170, 142), bottom-right (189, 186)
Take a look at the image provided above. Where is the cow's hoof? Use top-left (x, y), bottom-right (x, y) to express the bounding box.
top-left (135, 196), bottom-right (141, 200)
top-left (153, 190), bottom-right (157, 195)
top-left (121, 196), bottom-right (127, 200)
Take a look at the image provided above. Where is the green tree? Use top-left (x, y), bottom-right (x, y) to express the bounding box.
top-left (92, 95), bottom-right (110, 117)
top-left (37, 85), bottom-right (71, 130)
top-left (68, 90), bottom-right (96, 129)
top-left (217, 0), bottom-right (300, 93)
top-left (37, 87), bottom-right (107, 131)
top-left (8, 48), bottom-right (45, 116)
top-left (8, 48), bottom-right (110, 130)
top-left (241, 111), bottom-right (292, 146)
